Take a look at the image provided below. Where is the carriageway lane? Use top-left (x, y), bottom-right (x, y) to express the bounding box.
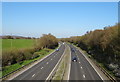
top-left (13, 43), bottom-right (65, 80)
top-left (68, 44), bottom-right (102, 81)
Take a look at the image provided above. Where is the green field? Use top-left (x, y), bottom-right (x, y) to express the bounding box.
top-left (2, 39), bottom-right (35, 50)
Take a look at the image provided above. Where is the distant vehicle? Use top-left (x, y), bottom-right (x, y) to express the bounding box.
top-left (56, 49), bottom-right (59, 52)
top-left (71, 48), bottom-right (75, 52)
top-left (72, 56), bottom-right (77, 62)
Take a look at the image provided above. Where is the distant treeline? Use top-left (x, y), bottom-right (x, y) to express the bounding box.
top-left (60, 24), bottom-right (120, 67)
top-left (2, 34), bottom-right (58, 66)
top-left (1, 35), bottom-right (37, 39)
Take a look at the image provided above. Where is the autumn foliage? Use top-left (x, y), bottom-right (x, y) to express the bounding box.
top-left (60, 24), bottom-right (120, 66)
top-left (36, 33), bottom-right (58, 49)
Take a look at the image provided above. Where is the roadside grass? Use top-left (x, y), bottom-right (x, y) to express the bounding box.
top-left (2, 48), bottom-right (55, 78)
top-left (2, 39), bottom-right (35, 51)
top-left (53, 60), bottom-right (65, 80)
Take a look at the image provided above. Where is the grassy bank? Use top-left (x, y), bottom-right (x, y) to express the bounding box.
top-left (2, 48), bottom-right (56, 78)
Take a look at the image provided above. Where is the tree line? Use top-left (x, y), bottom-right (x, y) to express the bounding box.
top-left (1, 35), bottom-right (36, 39)
top-left (60, 24), bottom-right (120, 69)
top-left (2, 34), bottom-right (58, 67)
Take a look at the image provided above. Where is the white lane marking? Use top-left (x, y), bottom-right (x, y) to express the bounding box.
top-left (32, 74), bottom-right (35, 77)
top-left (83, 74), bottom-right (85, 78)
top-left (81, 66), bottom-right (83, 69)
top-left (78, 48), bottom-right (104, 80)
top-left (46, 44), bottom-right (66, 80)
top-left (51, 58), bottom-right (52, 60)
top-left (46, 62), bottom-right (49, 64)
top-left (41, 67), bottom-right (43, 69)
top-left (79, 62), bottom-right (80, 64)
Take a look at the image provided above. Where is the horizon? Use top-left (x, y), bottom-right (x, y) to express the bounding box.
top-left (2, 2), bottom-right (118, 38)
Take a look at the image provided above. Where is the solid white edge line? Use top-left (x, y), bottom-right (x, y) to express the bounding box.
top-left (32, 74), bottom-right (35, 77)
top-left (78, 47), bottom-right (104, 80)
top-left (83, 74), bottom-right (85, 78)
top-left (80, 67), bottom-right (82, 69)
top-left (68, 45), bottom-right (71, 81)
top-left (46, 44), bottom-right (66, 80)
top-left (8, 44), bottom-right (61, 80)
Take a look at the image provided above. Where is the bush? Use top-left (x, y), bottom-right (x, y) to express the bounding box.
top-left (32, 52), bottom-right (40, 59)
top-left (36, 33), bottom-right (58, 49)
top-left (23, 51), bottom-right (32, 60)
top-left (2, 51), bottom-right (12, 66)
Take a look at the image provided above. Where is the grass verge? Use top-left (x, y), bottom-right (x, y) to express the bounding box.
top-left (1, 47), bottom-right (57, 78)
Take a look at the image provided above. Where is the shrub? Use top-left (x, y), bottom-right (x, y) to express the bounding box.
top-left (23, 51), bottom-right (32, 60)
top-left (2, 51), bottom-right (12, 66)
top-left (32, 52), bottom-right (40, 59)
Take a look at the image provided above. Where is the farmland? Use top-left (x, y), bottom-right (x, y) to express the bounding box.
top-left (2, 39), bottom-right (36, 51)
top-left (1, 34), bottom-right (58, 78)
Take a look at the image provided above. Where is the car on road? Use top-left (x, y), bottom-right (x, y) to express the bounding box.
top-left (56, 49), bottom-right (59, 52)
top-left (71, 48), bottom-right (75, 52)
top-left (72, 56), bottom-right (77, 62)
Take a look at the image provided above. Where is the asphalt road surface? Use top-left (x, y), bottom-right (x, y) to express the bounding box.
top-left (12, 43), bottom-right (65, 80)
top-left (68, 44), bottom-right (102, 81)
top-left (8, 43), bottom-right (106, 81)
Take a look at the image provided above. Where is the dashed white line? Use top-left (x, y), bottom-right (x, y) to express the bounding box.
top-left (41, 67), bottom-right (44, 69)
top-left (79, 62), bottom-right (80, 64)
top-left (83, 74), bottom-right (85, 78)
top-left (46, 44), bottom-right (66, 80)
top-left (81, 67), bottom-right (83, 69)
top-left (32, 74), bottom-right (35, 77)
top-left (51, 59), bottom-right (52, 60)
top-left (78, 48), bottom-right (104, 80)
